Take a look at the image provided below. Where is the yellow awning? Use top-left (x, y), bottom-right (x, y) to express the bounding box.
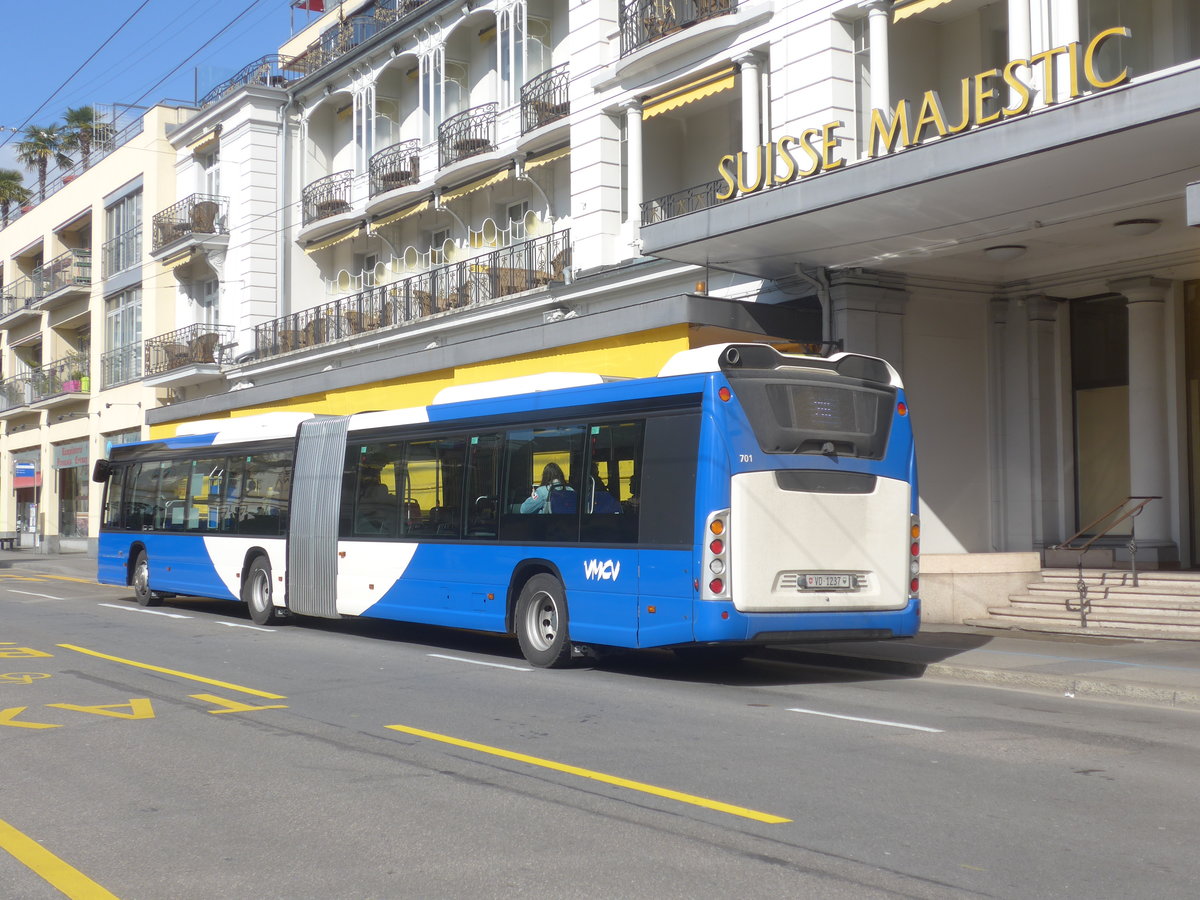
top-left (372, 200), bottom-right (429, 228)
top-left (441, 169), bottom-right (509, 203)
top-left (187, 129), bottom-right (220, 155)
top-left (162, 251), bottom-right (194, 270)
top-left (642, 67), bottom-right (737, 120)
top-left (526, 146), bottom-right (570, 171)
top-left (305, 226), bottom-right (361, 254)
top-left (893, 0), bottom-right (958, 22)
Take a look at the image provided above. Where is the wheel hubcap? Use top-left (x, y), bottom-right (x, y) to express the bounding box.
top-left (134, 562), bottom-right (148, 594)
top-left (527, 590), bottom-right (558, 651)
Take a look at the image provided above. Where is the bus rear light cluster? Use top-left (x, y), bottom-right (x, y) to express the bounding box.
top-left (909, 515), bottom-right (920, 596)
top-left (702, 510), bottom-right (731, 600)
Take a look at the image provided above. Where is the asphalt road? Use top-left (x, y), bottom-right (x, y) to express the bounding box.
top-left (3, 572), bottom-right (1199, 899)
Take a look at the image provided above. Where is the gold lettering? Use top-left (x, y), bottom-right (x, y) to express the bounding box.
top-left (944, 78), bottom-right (971, 133)
top-left (765, 141), bottom-right (777, 185)
top-left (735, 145), bottom-right (769, 194)
top-left (1029, 46), bottom-right (1069, 103)
top-left (797, 128), bottom-right (823, 176)
top-left (1067, 41), bottom-right (1083, 98)
top-left (868, 100), bottom-right (911, 158)
top-left (821, 121), bottom-right (845, 170)
top-left (973, 69), bottom-right (1002, 126)
top-left (715, 154), bottom-right (738, 200)
top-left (913, 91), bottom-right (950, 141)
top-left (1002, 60), bottom-right (1034, 117)
top-left (776, 136), bottom-right (799, 184)
top-left (1084, 26), bottom-right (1132, 89)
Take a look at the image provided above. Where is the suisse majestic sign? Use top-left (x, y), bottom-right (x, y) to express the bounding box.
top-left (715, 27), bottom-right (1133, 201)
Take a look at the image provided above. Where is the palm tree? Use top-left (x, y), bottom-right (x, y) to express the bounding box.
top-left (0, 168), bottom-right (31, 227)
top-left (15, 124), bottom-right (73, 202)
top-left (63, 106), bottom-right (113, 170)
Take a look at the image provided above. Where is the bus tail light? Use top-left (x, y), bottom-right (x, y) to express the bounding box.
top-left (702, 510), bottom-right (731, 601)
top-left (908, 514), bottom-right (920, 597)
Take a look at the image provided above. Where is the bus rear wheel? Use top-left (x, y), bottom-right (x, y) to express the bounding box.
top-left (131, 551), bottom-right (161, 607)
top-left (516, 574), bottom-right (572, 668)
top-left (243, 557), bottom-right (284, 626)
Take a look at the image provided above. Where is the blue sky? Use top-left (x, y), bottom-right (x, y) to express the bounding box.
top-left (0, 0), bottom-right (321, 182)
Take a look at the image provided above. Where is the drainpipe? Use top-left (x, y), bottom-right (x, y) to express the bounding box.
top-left (278, 92), bottom-right (296, 321)
top-left (792, 264), bottom-right (833, 346)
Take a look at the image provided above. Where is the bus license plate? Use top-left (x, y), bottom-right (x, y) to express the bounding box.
top-left (804, 574), bottom-right (853, 590)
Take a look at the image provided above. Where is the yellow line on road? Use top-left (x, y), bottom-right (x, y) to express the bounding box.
top-left (57, 644), bottom-right (286, 700)
top-left (0, 817), bottom-right (119, 899)
top-left (386, 723), bottom-right (791, 824)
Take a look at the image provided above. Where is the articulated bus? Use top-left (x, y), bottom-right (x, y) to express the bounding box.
top-left (93, 343), bottom-right (920, 667)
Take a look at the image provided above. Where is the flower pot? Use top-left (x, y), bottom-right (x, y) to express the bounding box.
top-left (80, 376), bottom-right (90, 392)
top-left (62, 379), bottom-right (81, 393)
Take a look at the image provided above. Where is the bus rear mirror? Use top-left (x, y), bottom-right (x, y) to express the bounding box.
top-left (92, 459), bottom-right (112, 483)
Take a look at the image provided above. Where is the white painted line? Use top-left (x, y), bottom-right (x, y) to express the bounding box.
top-left (217, 622), bottom-right (276, 632)
top-left (787, 707), bottom-right (943, 733)
top-left (98, 603), bottom-right (192, 620)
top-left (427, 653), bottom-right (531, 672)
top-left (7, 589), bottom-right (65, 600)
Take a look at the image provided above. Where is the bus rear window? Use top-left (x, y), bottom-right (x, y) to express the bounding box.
top-left (727, 372), bottom-right (895, 459)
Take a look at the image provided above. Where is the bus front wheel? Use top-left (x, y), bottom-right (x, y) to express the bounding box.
top-left (243, 557), bottom-right (284, 626)
top-left (516, 574), bottom-right (572, 668)
top-left (131, 551), bottom-right (161, 607)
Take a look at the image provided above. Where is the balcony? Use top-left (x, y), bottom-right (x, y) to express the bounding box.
top-left (0, 373), bottom-right (33, 414)
top-left (1, 274), bottom-right (43, 323)
top-left (370, 139), bottom-right (421, 197)
top-left (255, 230), bottom-right (571, 359)
top-left (199, 55), bottom-right (304, 108)
top-left (619, 0), bottom-right (737, 57)
top-left (288, 1), bottom-right (435, 78)
top-left (522, 64), bottom-right (570, 134)
top-left (439, 104), bottom-right (498, 169)
top-left (144, 323), bottom-right (232, 387)
top-left (642, 179), bottom-right (724, 226)
top-left (151, 194), bottom-right (229, 255)
top-left (102, 226), bottom-right (141, 279)
top-left (303, 171), bottom-right (354, 225)
top-left (29, 352), bottom-right (91, 407)
top-left (101, 341), bottom-right (143, 390)
top-left (28, 248), bottom-right (92, 311)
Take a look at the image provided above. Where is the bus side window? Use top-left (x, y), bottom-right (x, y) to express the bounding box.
top-left (351, 442), bottom-right (403, 538)
top-left (638, 413), bottom-right (700, 546)
top-left (126, 461), bottom-right (161, 531)
top-left (463, 434), bottom-right (503, 539)
top-left (499, 425), bottom-right (584, 543)
top-left (404, 437), bottom-right (465, 539)
top-left (581, 421), bottom-right (643, 544)
top-left (103, 463), bottom-right (128, 530)
top-left (184, 456), bottom-right (227, 533)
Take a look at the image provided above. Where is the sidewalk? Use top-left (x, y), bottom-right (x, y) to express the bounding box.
top-left (4, 548), bottom-right (1200, 709)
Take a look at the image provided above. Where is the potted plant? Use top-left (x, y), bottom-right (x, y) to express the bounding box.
top-left (63, 369), bottom-right (83, 393)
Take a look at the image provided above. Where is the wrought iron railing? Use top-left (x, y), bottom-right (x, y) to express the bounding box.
top-left (101, 341), bottom-right (143, 389)
top-left (102, 225), bottom-right (141, 279)
top-left (152, 194), bottom-right (228, 252)
top-left (28, 351), bottom-right (91, 403)
top-left (641, 179), bottom-right (724, 226)
top-left (144, 323), bottom-right (233, 377)
top-left (302, 171), bottom-right (354, 225)
top-left (619, 0), bottom-right (737, 56)
top-left (369, 139), bottom-right (421, 197)
top-left (439, 103), bottom-right (498, 168)
top-left (288, 1), bottom-right (434, 76)
top-left (255, 230), bottom-right (571, 359)
top-left (33, 249), bottom-right (91, 297)
top-left (0, 373), bottom-right (32, 412)
top-left (521, 64), bottom-right (570, 134)
top-left (199, 55), bottom-right (304, 108)
top-left (2, 274), bottom-right (40, 315)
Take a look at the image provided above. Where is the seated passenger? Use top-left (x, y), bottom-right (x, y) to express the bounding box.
top-left (521, 462), bottom-right (573, 514)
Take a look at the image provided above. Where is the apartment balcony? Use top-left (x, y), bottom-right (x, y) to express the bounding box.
top-left (151, 194), bottom-right (229, 256)
top-left (619, 0), bottom-right (737, 57)
top-left (144, 323), bottom-right (233, 387)
top-left (439, 103), bottom-right (498, 169)
top-left (198, 55), bottom-right (303, 108)
top-left (287, 1), bottom-right (435, 78)
top-left (102, 226), bottom-right (141, 279)
top-left (641, 179), bottom-right (724, 226)
top-left (100, 341), bottom-right (143, 390)
top-left (370, 139), bottom-right (421, 197)
top-left (0, 373), bottom-right (33, 415)
top-left (522, 64), bottom-right (570, 135)
top-left (255, 230), bottom-right (571, 359)
top-left (0, 274), bottom-right (43, 324)
top-left (28, 351), bottom-right (91, 409)
top-left (302, 171), bottom-right (354, 226)
top-left (31, 249), bottom-right (92, 310)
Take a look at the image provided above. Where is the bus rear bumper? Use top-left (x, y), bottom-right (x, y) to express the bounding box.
top-left (690, 597), bottom-right (921, 644)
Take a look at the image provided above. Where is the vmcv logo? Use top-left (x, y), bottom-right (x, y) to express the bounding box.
top-left (583, 559), bottom-right (621, 581)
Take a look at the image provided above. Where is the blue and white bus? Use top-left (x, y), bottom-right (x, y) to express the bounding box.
top-left (93, 343), bottom-right (920, 667)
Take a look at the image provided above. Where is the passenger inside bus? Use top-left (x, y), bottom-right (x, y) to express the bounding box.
top-left (521, 462), bottom-right (573, 514)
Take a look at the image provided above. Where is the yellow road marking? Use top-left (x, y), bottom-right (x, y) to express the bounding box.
top-left (57, 644), bottom-right (286, 700)
top-left (386, 723), bottom-right (791, 824)
top-left (0, 817), bottom-right (119, 899)
top-left (190, 693), bottom-right (289, 714)
top-left (0, 573), bottom-right (99, 585)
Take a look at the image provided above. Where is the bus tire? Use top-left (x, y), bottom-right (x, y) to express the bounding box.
top-left (243, 556), bottom-right (283, 626)
top-left (131, 551), bottom-right (161, 607)
top-left (516, 574), bottom-right (572, 668)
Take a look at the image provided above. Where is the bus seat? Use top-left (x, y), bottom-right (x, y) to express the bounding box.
top-left (548, 486), bottom-right (577, 514)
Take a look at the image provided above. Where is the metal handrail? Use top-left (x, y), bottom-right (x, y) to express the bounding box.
top-left (1052, 495), bottom-right (1160, 625)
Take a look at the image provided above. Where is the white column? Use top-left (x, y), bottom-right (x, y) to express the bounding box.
top-left (863, 1), bottom-right (890, 114)
top-left (1009, 0), bottom-right (1032, 108)
top-left (1051, 0), bottom-right (1079, 101)
top-left (1111, 276), bottom-right (1172, 545)
top-left (735, 52), bottom-right (762, 155)
top-left (622, 99), bottom-right (643, 243)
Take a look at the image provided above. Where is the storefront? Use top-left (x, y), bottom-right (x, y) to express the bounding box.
top-left (53, 440), bottom-right (89, 548)
top-left (11, 449), bottom-right (41, 549)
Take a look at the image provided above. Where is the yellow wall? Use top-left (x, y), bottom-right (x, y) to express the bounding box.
top-left (150, 325), bottom-right (693, 438)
